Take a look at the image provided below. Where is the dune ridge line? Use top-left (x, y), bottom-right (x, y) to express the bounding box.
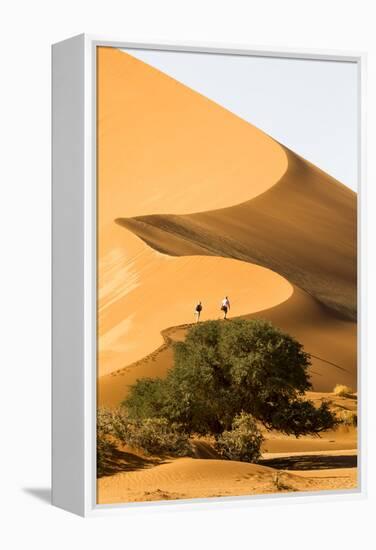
top-left (117, 148), bottom-right (356, 321)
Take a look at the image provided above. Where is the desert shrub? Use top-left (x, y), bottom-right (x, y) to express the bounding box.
top-left (333, 384), bottom-right (353, 398)
top-left (214, 412), bottom-right (264, 462)
top-left (97, 439), bottom-right (114, 476)
top-left (125, 417), bottom-right (192, 456)
top-left (97, 408), bottom-right (191, 457)
top-left (97, 407), bottom-right (133, 444)
top-left (336, 409), bottom-right (357, 427)
top-left (97, 408), bottom-right (118, 476)
top-left (124, 319), bottom-right (337, 437)
top-left (272, 471), bottom-right (294, 492)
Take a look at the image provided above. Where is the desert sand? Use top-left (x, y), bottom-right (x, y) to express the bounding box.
top-left (97, 390), bottom-right (357, 504)
top-left (119, 148), bottom-right (356, 321)
top-left (98, 47), bottom-right (356, 380)
top-left (99, 225), bottom-right (293, 375)
top-left (97, 46), bottom-right (292, 376)
top-left (97, 455), bottom-right (357, 504)
top-left (96, 47), bottom-right (357, 505)
top-left (98, 288), bottom-right (357, 407)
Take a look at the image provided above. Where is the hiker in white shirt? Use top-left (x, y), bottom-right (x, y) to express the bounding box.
top-left (221, 296), bottom-right (230, 319)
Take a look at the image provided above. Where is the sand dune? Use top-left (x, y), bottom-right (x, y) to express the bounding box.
top-left (99, 225), bottom-right (293, 376)
top-left (97, 47), bottom-right (357, 504)
top-left (97, 455), bottom-right (357, 504)
top-left (98, 47), bottom-right (356, 385)
top-left (97, 47), bottom-right (296, 376)
top-left (97, 394), bottom-right (357, 504)
top-left (98, 285), bottom-right (356, 408)
top-left (118, 148), bottom-right (357, 321)
top-left (114, 145), bottom-right (357, 396)
top-left (97, 47), bottom-right (288, 223)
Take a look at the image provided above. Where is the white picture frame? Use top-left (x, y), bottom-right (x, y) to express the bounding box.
top-left (52, 34), bottom-right (366, 517)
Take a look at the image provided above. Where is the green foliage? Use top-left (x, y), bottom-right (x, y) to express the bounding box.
top-left (97, 407), bottom-right (191, 459)
top-left (265, 399), bottom-right (337, 436)
top-left (125, 417), bottom-right (192, 456)
top-left (123, 319), bottom-right (336, 438)
top-left (214, 412), bottom-right (264, 462)
top-left (97, 408), bottom-right (117, 476)
top-left (125, 378), bottom-right (167, 420)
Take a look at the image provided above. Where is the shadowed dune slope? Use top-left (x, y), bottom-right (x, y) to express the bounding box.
top-left (118, 149), bottom-right (357, 321)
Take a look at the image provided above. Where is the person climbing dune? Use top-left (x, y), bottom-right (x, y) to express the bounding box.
top-left (220, 296), bottom-right (230, 319)
top-left (195, 301), bottom-right (203, 322)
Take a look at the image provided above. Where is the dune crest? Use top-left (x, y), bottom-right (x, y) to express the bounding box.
top-left (98, 224), bottom-right (293, 376)
top-left (98, 47), bottom-right (288, 224)
top-left (96, 47), bottom-right (358, 505)
top-left (118, 149), bottom-right (357, 321)
top-left (98, 45), bottom-right (356, 397)
top-left (97, 46), bottom-right (297, 376)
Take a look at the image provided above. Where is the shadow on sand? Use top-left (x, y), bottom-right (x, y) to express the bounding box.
top-left (260, 454), bottom-right (357, 471)
top-left (98, 448), bottom-right (166, 478)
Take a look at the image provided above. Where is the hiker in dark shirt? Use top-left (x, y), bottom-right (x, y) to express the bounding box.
top-left (195, 301), bottom-right (203, 322)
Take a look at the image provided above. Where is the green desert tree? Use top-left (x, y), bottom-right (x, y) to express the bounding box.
top-left (124, 319), bottom-right (337, 438)
top-left (124, 378), bottom-right (168, 420)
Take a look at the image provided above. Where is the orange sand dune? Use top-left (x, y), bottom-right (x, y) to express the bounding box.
top-left (97, 46), bottom-right (358, 506)
top-left (99, 224), bottom-right (292, 376)
top-left (119, 149), bottom-right (356, 321)
top-left (97, 455), bottom-right (357, 504)
top-left (98, 285), bottom-right (356, 408)
top-left (98, 46), bottom-right (356, 400)
top-left (97, 47), bottom-right (294, 376)
top-left (97, 47), bottom-right (288, 224)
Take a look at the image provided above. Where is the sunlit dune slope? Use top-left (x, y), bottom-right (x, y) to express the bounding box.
top-left (97, 47), bottom-right (288, 224)
top-left (98, 47), bottom-right (356, 391)
top-left (97, 47), bottom-right (294, 376)
top-left (118, 149), bottom-right (357, 321)
top-left (96, 46), bottom-right (358, 507)
top-left (98, 285), bottom-right (356, 408)
top-left (99, 225), bottom-right (292, 376)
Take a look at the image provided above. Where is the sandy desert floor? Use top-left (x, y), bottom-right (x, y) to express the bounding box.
top-left (97, 393), bottom-right (357, 504)
top-left (98, 457), bottom-right (357, 504)
top-left (97, 390), bottom-right (357, 504)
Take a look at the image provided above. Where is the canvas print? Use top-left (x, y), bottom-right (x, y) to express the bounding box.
top-left (96, 46), bottom-right (357, 505)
